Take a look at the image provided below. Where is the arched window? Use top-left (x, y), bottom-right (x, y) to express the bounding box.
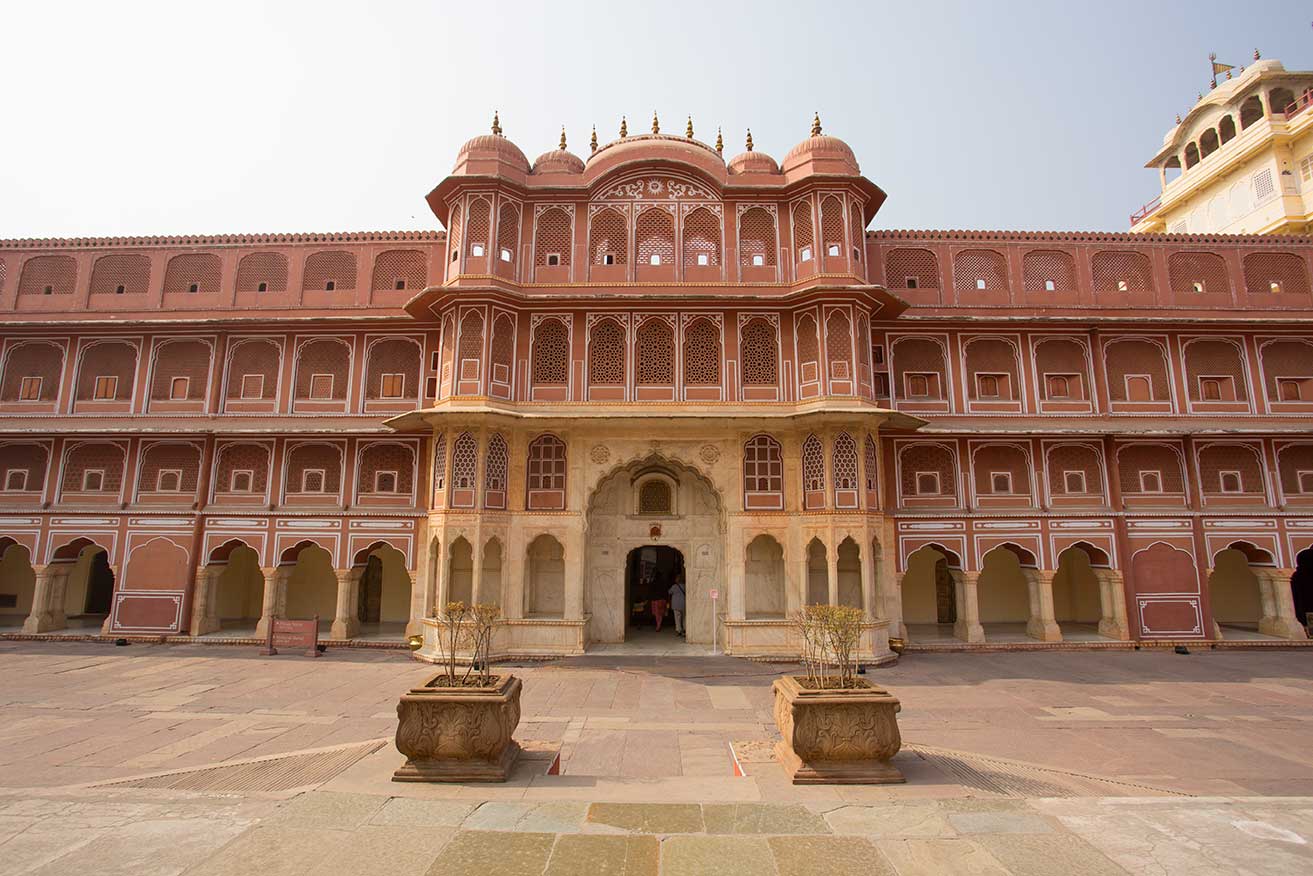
top-left (833, 432), bottom-right (858, 507)
top-left (792, 201), bottom-right (814, 263)
top-left (293, 338), bottom-right (350, 402)
top-left (357, 442), bottom-right (415, 496)
top-left (682, 318), bottom-right (721, 387)
top-left (884, 248), bottom-right (939, 290)
top-left (449, 432), bottom-right (478, 508)
top-left (465, 198), bottom-right (492, 258)
top-left (1023, 250), bottom-right (1077, 293)
top-left (802, 434), bottom-right (825, 508)
top-left (681, 207), bottom-right (721, 269)
top-left (636, 208), bottom-right (675, 267)
top-left (864, 434), bottom-right (878, 502)
top-left (953, 249), bottom-right (1009, 293)
top-left (849, 201), bottom-right (865, 262)
top-left (302, 251), bottom-right (356, 292)
top-left (743, 435), bottom-right (783, 509)
top-left (18, 255), bottom-right (77, 296)
top-left (820, 196), bottom-right (844, 264)
top-left (371, 249), bottom-right (426, 292)
top-left (526, 434), bottom-right (566, 510)
top-left (588, 319), bottom-right (625, 386)
top-left (740, 319), bottom-right (778, 386)
top-left (364, 338), bottom-right (421, 402)
top-left (1091, 250), bottom-right (1154, 295)
top-left (796, 313), bottom-right (820, 382)
top-left (150, 339), bottom-right (211, 403)
top-left (635, 319), bottom-right (674, 386)
top-left (447, 203), bottom-right (463, 266)
top-left (495, 202), bottom-right (520, 264)
top-left (90, 254), bottom-right (150, 296)
top-left (489, 314), bottom-right (515, 389)
top-left (589, 207), bottom-right (628, 266)
top-left (235, 252), bottom-right (288, 293)
top-left (534, 207), bottom-right (572, 268)
top-left (531, 318), bottom-right (569, 386)
top-left (638, 479), bottom-right (672, 515)
top-left (484, 433), bottom-right (508, 509)
top-left (738, 207), bottom-right (777, 268)
top-left (825, 309), bottom-right (852, 383)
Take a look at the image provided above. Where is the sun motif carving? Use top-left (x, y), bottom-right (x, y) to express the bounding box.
top-left (699, 444), bottom-right (720, 465)
top-left (599, 176), bottom-right (716, 201)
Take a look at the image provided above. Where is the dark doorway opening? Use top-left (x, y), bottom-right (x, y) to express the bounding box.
top-left (84, 551), bottom-right (115, 615)
top-left (358, 555), bottom-right (383, 624)
top-left (625, 546), bottom-right (684, 637)
top-left (934, 558), bottom-right (957, 624)
top-left (1294, 549), bottom-right (1313, 632)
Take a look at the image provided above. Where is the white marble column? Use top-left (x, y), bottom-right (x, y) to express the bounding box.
top-left (255, 566), bottom-right (282, 639)
top-left (331, 568), bottom-right (361, 639)
top-left (190, 565), bottom-right (221, 636)
top-left (950, 570), bottom-right (985, 643)
top-left (1091, 569), bottom-right (1131, 640)
top-left (1255, 568), bottom-right (1307, 640)
top-left (21, 564), bottom-right (56, 634)
top-left (1022, 569), bottom-right (1062, 642)
top-left (826, 542), bottom-right (839, 606)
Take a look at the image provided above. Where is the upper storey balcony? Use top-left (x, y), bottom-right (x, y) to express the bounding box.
top-left (1129, 58), bottom-right (1313, 235)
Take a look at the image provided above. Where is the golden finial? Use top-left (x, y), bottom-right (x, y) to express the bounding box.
top-left (652, 110), bottom-right (660, 134)
top-left (810, 112), bottom-right (822, 137)
top-left (491, 110), bottom-right (502, 136)
top-left (559, 127), bottom-right (567, 150)
top-left (590, 125), bottom-right (598, 153)
top-left (1254, 48), bottom-right (1261, 61)
top-left (1225, 68), bottom-right (1232, 80)
top-left (714, 127), bottom-right (723, 154)
top-left (686, 116), bottom-right (694, 138)
top-left (1175, 113), bottom-right (1181, 125)
top-left (620, 116), bottom-right (628, 138)
top-left (745, 129), bottom-right (754, 151)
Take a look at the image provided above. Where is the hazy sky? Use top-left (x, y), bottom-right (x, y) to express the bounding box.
top-left (2, 1), bottom-right (1308, 239)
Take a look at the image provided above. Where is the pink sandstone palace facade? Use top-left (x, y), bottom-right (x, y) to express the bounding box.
top-left (1, 111), bottom-right (1311, 659)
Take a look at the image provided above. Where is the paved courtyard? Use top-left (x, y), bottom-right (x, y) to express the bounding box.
top-left (1, 640), bottom-right (1311, 874)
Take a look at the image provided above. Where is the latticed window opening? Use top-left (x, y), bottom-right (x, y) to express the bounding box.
top-left (458, 310), bottom-right (484, 365)
top-left (76, 343), bottom-right (137, 401)
top-left (235, 252), bottom-right (288, 293)
top-left (899, 444), bottom-right (956, 496)
top-left (796, 314), bottom-right (820, 367)
top-left (151, 340), bottom-right (210, 401)
top-left (802, 434), bottom-right (825, 493)
top-left (850, 202), bottom-right (865, 261)
top-left (738, 208), bottom-right (777, 267)
top-left (588, 320), bottom-right (625, 385)
top-left (636, 319), bottom-right (674, 385)
top-left (63, 444), bottom-right (125, 493)
top-left (856, 316), bottom-right (872, 377)
top-left (638, 479), bottom-right (672, 515)
top-left (590, 208), bottom-right (628, 266)
top-left (451, 433), bottom-right (478, 490)
top-left (1, 342), bottom-right (63, 402)
top-left (217, 444), bottom-right (270, 494)
top-left (1199, 445), bottom-right (1262, 493)
top-left (743, 435), bottom-right (782, 494)
top-left (1119, 445), bottom-right (1184, 493)
top-left (1184, 339), bottom-right (1248, 401)
top-left (139, 444), bottom-right (200, 493)
top-left (682, 319), bottom-right (720, 386)
top-left (90, 254), bottom-right (150, 296)
top-left (740, 319), bottom-right (778, 385)
top-left (864, 435), bottom-right (878, 491)
top-left (1091, 250), bottom-right (1153, 294)
top-left (535, 208), bottom-right (572, 266)
top-left (496, 203), bottom-right (521, 263)
top-left (532, 319), bottom-right (569, 385)
top-left (884, 248), bottom-right (939, 290)
top-left (286, 445), bottom-right (342, 494)
top-left (964, 339), bottom-right (1018, 399)
top-left (826, 310), bottom-right (852, 380)
top-left (527, 435), bottom-right (566, 491)
top-left (1047, 445), bottom-right (1099, 496)
top-left (681, 207), bottom-right (721, 268)
top-left (466, 199), bottom-right (491, 258)
top-left (954, 249), bottom-right (1008, 293)
top-left (792, 201), bottom-right (814, 261)
top-left (447, 204), bottom-right (463, 264)
top-left (164, 253), bottom-right (222, 296)
top-left (432, 433), bottom-right (446, 491)
top-left (485, 434), bottom-right (508, 493)
top-left (302, 251), bottom-right (357, 291)
top-left (833, 433), bottom-right (858, 490)
top-left (226, 340), bottom-right (280, 399)
top-left (365, 339), bottom-right (420, 401)
top-left (1168, 251), bottom-right (1231, 296)
top-left (490, 315), bottom-right (515, 379)
top-left (1, 444), bottom-right (47, 491)
top-left (1278, 445), bottom-right (1313, 494)
top-left (974, 446), bottom-right (1029, 496)
top-left (1243, 252), bottom-right (1309, 296)
top-left (820, 197), bottom-right (845, 258)
top-left (1023, 250), bottom-right (1077, 292)
top-left (18, 255), bottom-right (77, 296)
top-left (636, 208), bottom-right (674, 266)
top-left (1105, 340), bottom-right (1168, 401)
top-left (371, 250), bottom-right (426, 291)
top-left (295, 339), bottom-right (350, 400)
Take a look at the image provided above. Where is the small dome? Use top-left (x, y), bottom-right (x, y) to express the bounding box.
top-left (782, 134), bottom-right (858, 171)
top-left (454, 133), bottom-right (530, 173)
top-left (532, 148), bottom-right (585, 174)
top-left (727, 150), bottom-right (779, 175)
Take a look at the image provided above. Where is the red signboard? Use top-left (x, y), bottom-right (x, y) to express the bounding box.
top-left (263, 616), bottom-right (321, 657)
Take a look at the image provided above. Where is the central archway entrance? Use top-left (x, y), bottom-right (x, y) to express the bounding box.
top-left (625, 545), bottom-right (686, 642)
top-left (584, 454), bottom-right (724, 647)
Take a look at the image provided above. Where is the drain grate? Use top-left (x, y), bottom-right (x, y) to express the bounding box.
top-left (96, 739), bottom-right (386, 795)
top-left (907, 743), bottom-right (1187, 798)
top-left (912, 749), bottom-right (1078, 797)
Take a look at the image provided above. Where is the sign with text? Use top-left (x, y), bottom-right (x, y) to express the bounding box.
top-left (263, 616), bottom-right (321, 657)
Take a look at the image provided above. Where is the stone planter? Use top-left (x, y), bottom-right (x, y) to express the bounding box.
top-left (393, 672), bottom-right (522, 782)
top-left (772, 674), bottom-right (905, 784)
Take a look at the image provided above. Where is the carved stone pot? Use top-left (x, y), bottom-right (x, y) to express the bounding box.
top-left (393, 673), bottom-right (521, 782)
top-left (772, 674), bottom-right (905, 784)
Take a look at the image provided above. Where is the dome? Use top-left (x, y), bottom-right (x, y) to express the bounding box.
top-left (454, 117), bottom-right (531, 173)
top-left (727, 150), bottom-right (779, 175)
top-left (781, 115), bottom-right (859, 172)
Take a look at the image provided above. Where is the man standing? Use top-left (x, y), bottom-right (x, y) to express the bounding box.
top-left (668, 573), bottom-right (687, 638)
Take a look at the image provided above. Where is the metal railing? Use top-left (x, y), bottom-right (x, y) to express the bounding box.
top-left (1129, 195), bottom-right (1162, 227)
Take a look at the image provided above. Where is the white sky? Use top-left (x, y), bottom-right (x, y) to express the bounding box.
top-left (1, 0), bottom-right (1307, 239)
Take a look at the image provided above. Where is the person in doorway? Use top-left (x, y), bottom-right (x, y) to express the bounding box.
top-left (668, 573), bottom-right (686, 638)
top-left (650, 588), bottom-right (669, 632)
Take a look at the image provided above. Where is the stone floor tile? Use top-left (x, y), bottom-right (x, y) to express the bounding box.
top-left (543, 834), bottom-right (659, 875)
top-left (822, 803), bottom-right (956, 838)
top-left (948, 810), bottom-right (1055, 835)
top-left (24, 816), bottom-right (252, 876)
top-left (323, 826), bottom-right (455, 876)
top-left (586, 802), bottom-right (704, 833)
top-left (0, 824), bottom-right (104, 874)
top-left (701, 803), bottom-right (830, 835)
top-left (973, 833), bottom-right (1128, 876)
top-left (369, 797), bottom-right (476, 827)
top-left (184, 825), bottom-right (354, 876)
top-left (874, 838), bottom-right (1011, 875)
top-left (767, 835), bottom-right (894, 876)
top-left (425, 830), bottom-right (556, 876)
top-left (658, 835), bottom-right (777, 876)
top-left (267, 791), bottom-right (387, 830)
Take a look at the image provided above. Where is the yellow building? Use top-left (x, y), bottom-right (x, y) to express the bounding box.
top-left (1130, 58), bottom-right (1313, 236)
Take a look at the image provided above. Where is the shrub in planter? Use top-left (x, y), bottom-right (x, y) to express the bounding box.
top-left (773, 604), bottom-right (905, 784)
top-left (393, 602), bottom-right (521, 782)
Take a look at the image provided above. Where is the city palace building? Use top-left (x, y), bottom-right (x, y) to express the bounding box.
top-left (1, 93), bottom-right (1312, 660)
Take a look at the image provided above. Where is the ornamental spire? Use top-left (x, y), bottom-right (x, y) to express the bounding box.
top-left (620, 116), bottom-right (628, 138)
top-left (745, 129), bottom-right (754, 151)
top-left (810, 112), bottom-right (822, 137)
top-left (590, 125), bottom-right (598, 153)
top-left (686, 115), bottom-right (694, 138)
top-left (559, 127), bottom-right (567, 150)
top-left (491, 110), bottom-right (502, 136)
top-left (652, 110), bottom-right (660, 134)
top-left (715, 127), bottom-right (723, 154)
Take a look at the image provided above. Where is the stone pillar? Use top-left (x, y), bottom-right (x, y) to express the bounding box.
top-left (1091, 569), bottom-right (1131, 640)
top-left (860, 540), bottom-right (877, 621)
top-left (255, 566), bottom-right (282, 639)
top-left (471, 544), bottom-right (485, 606)
top-left (563, 530), bottom-right (584, 621)
top-left (331, 568), bottom-right (361, 640)
top-left (434, 540), bottom-right (450, 617)
top-left (1022, 569), bottom-right (1062, 642)
top-left (949, 570), bottom-right (985, 643)
top-left (1254, 568), bottom-right (1308, 640)
top-left (21, 564), bottom-right (56, 634)
top-left (726, 527), bottom-right (746, 622)
top-left (890, 571), bottom-right (910, 641)
top-left (190, 565), bottom-right (221, 636)
top-left (826, 543), bottom-right (839, 606)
